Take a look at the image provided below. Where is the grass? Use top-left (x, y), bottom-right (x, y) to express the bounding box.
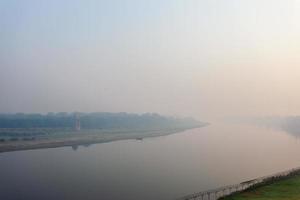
top-left (222, 175), bottom-right (300, 200)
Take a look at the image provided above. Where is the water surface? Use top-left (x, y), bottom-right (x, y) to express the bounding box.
top-left (1, 123), bottom-right (300, 200)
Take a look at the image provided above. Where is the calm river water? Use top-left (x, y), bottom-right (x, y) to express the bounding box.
top-left (1, 123), bottom-right (300, 200)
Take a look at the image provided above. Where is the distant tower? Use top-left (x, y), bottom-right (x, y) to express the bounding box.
top-left (75, 113), bottom-right (81, 131)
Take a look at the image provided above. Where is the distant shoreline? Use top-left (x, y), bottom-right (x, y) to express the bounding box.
top-left (0, 125), bottom-right (207, 153)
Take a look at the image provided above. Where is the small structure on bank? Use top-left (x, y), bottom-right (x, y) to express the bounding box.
top-left (74, 113), bottom-right (81, 131)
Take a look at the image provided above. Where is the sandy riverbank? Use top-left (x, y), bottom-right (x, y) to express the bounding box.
top-left (0, 126), bottom-right (206, 153)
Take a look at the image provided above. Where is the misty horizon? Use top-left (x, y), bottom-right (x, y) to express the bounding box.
top-left (2, 0), bottom-right (300, 121)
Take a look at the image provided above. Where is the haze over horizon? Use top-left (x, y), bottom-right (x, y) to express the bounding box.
top-left (1, 0), bottom-right (300, 120)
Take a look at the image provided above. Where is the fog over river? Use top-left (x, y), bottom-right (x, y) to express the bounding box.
top-left (2, 1), bottom-right (300, 199)
top-left (1, 122), bottom-right (300, 200)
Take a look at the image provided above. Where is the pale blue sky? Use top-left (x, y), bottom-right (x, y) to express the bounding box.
top-left (1, 0), bottom-right (300, 119)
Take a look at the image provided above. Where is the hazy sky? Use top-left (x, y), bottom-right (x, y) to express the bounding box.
top-left (1, 0), bottom-right (300, 120)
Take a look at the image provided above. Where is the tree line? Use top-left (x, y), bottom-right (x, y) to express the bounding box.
top-left (0, 112), bottom-right (203, 130)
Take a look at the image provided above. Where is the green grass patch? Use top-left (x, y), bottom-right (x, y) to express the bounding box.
top-left (222, 175), bottom-right (300, 200)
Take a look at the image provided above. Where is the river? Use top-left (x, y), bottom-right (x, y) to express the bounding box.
top-left (1, 122), bottom-right (300, 200)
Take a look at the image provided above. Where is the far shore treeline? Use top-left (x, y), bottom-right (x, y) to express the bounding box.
top-left (0, 112), bottom-right (203, 130)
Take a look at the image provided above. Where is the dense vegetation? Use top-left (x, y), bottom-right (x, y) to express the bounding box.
top-left (253, 116), bottom-right (300, 137)
top-left (0, 112), bottom-right (204, 141)
top-left (222, 175), bottom-right (300, 200)
top-left (280, 116), bottom-right (300, 136)
top-left (0, 112), bottom-right (203, 130)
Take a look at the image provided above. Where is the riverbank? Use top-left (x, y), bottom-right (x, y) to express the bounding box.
top-left (0, 125), bottom-right (206, 153)
top-left (221, 174), bottom-right (300, 200)
top-left (179, 167), bottom-right (300, 200)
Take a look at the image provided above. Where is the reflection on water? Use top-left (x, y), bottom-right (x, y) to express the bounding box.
top-left (1, 123), bottom-right (300, 200)
top-left (71, 144), bottom-right (93, 151)
top-left (71, 145), bottom-right (78, 151)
